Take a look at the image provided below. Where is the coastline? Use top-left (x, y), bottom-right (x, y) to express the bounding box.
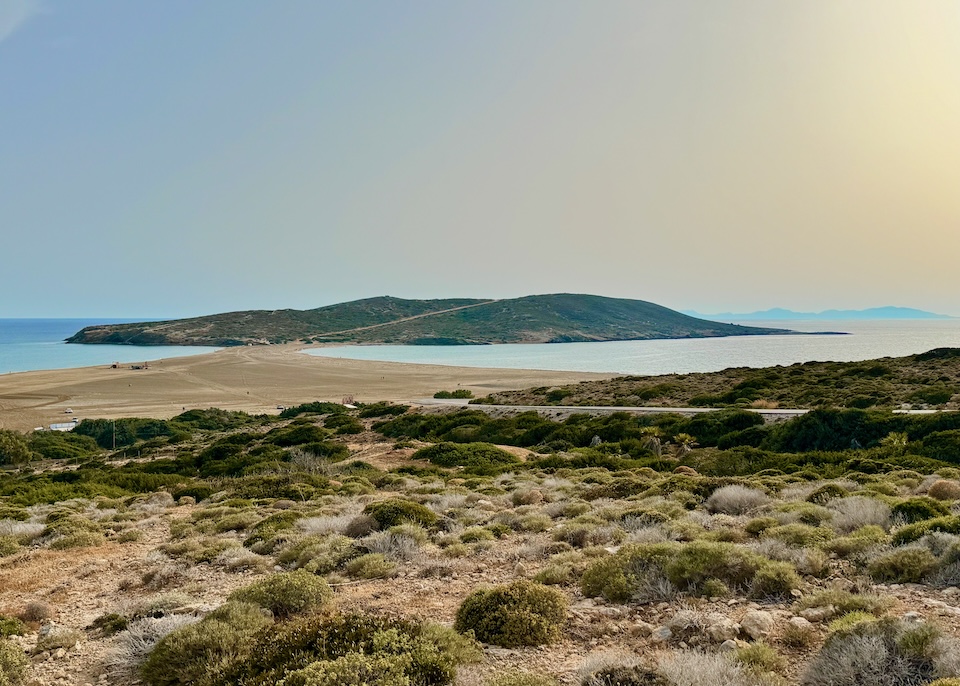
top-left (0, 344), bottom-right (610, 433)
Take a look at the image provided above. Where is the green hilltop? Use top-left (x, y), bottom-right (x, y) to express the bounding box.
top-left (66, 294), bottom-right (792, 347)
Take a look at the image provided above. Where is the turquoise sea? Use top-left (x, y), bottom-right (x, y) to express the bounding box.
top-left (306, 320), bottom-right (960, 376)
top-left (0, 319), bottom-right (221, 374)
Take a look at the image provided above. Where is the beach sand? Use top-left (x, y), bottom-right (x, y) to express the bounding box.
top-left (0, 345), bottom-right (612, 432)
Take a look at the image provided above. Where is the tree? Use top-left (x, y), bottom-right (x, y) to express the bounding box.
top-left (0, 429), bottom-right (33, 465)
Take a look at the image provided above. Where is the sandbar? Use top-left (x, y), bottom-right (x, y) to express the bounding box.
top-left (0, 345), bottom-right (612, 432)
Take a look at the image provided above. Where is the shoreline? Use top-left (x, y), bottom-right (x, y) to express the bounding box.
top-left (0, 344), bottom-right (611, 433)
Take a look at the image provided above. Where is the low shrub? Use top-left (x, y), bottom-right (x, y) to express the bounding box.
top-left (454, 581), bottom-right (567, 648)
top-left (0, 639), bottom-right (28, 686)
top-left (581, 541), bottom-right (800, 603)
top-left (800, 617), bottom-right (960, 686)
top-left (345, 553), bottom-right (396, 579)
top-left (893, 516), bottom-right (960, 545)
top-left (0, 617), bottom-right (25, 638)
top-left (891, 497), bottom-right (950, 525)
top-left (219, 612), bottom-right (480, 686)
top-left (140, 602), bottom-right (271, 686)
top-left (228, 571), bottom-right (332, 619)
top-left (413, 442), bottom-right (520, 474)
top-left (867, 546), bottom-right (939, 583)
top-left (704, 485), bottom-right (769, 515)
top-left (363, 499), bottom-right (438, 529)
top-left (928, 480), bottom-right (960, 501)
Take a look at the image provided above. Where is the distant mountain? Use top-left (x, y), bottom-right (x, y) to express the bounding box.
top-left (685, 306), bottom-right (954, 322)
top-left (67, 294), bottom-right (794, 347)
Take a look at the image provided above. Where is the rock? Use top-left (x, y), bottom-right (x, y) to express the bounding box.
top-left (666, 609), bottom-right (701, 633)
top-left (790, 589), bottom-right (804, 599)
top-left (800, 605), bottom-right (836, 623)
top-left (902, 611), bottom-right (923, 623)
top-left (788, 616), bottom-right (814, 631)
top-left (719, 639), bottom-right (739, 652)
top-left (740, 610), bottom-right (775, 640)
top-left (650, 626), bottom-right (673, 642)
top-left (706, 616), bottom-right (740, 643)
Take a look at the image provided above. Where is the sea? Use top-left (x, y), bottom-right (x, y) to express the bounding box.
top-left (0, 319), bottom-right (221, 374)
top-left (305, 320), bottom-right (960, 376)
top-left (4, 318), bottom-right (960, 377)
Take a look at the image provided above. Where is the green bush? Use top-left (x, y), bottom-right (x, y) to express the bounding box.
top-left (580, 541), bottom-right (800, 602)
top-left (345, 554), bottom-right (396, 579)
top-left (228, 571), bottom-right (332, 618)
top-left (141, 602), bottom-right (272, 686)
top-left (279, 653), bottom-right (411, 686)
top-left (454, 581), bottom-right (567, 648)
top-left (277, 535), bottom-right (358, 573)
top-left (867, 546), bottom-right (939, 583)
top-left (0, 538), bottom-right (18, 558)
top-left (893, 515), bottom-right (960, 545)
top-left (363, 499), bottom-right (438, 529)
top-left (357, 403), bottom-right (409, 419)
top-left (219, 612), bottom-right (480, 686)
top-left (0, 639), bottom-right (28, 686)
top-left (412, 442), bottom-right (520, 474)
top-left (0, 617), bottom-right (25, 639)
top-left (433, 390), bottom-right (473, 399)
top-left (891, 496), bottom-right (950, 524)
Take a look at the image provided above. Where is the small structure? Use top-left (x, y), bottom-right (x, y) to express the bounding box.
top-left (49, 423), bottom-right (75, 432)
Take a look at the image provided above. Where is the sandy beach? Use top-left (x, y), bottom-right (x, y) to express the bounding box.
top-left (0, 345), bottom-right (611, 432)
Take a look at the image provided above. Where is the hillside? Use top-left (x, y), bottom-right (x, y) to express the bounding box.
top-left (476, 347), bottom-right (960, 410)
top-left (66, 294), bottom-right (790, 347)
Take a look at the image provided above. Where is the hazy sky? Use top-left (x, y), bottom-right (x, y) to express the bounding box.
top-left (3, 1), bottom-right (960, 318)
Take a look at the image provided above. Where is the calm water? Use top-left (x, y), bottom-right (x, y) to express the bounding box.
top-left (0, 319), bottom-right (221, 374)
top-left (306, 320), bottom-right (960, 376)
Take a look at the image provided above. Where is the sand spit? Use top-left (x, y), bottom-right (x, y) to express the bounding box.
top-left (0, 345), bottom-right (610, 432)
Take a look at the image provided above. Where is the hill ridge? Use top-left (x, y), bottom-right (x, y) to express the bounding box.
top-left (66, 294), bottom-right (793, 347)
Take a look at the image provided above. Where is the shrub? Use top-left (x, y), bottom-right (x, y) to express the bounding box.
top-left (0, 639), bottom-right (28, 686)
top-left (762, 523), bottom-right (832, 547)
top-left (0, 537), bottom-right (18, 557)
top-left (19, 601), bottom-right (52, 623)
top-left (454, 581), bottom-right (568, 647)
top-left (363, 499), bottom-right (438, 529)
top-left (104, 615), bottom-right (200, 681)
top-left (433, 390), bottom-right (473, 399)
top-left (345, 553), bottom-right (396, 579)
top-left (278, 653), bottom-right (412, 686)
top-left (218, 612), bottom-right (480, 686)
top-left (800, 617), bottom-right (960, 686)
top-left (413, 442), bottom-right (520, 473)
top-left (928, 480), bottom-right (960, 501)
top-left (140, 602), bottom-right (271, 686)
top-left (891, 497), bottom-right (950, 524)
top-left (796, 590), bottom-right (891, 617)
top-left (0, 617), bottom-right (24, 639)
top-left (867, 546), bottom-right (939, 583)
top-left (893, 516), bottom-right (960, 545)
top-left (228, 571), bottom-right (332, 619)
top-left (580, 541), bottom-right (799, 603)
top-left (735, 641), bottom-right (784, 673)
top-left (657, 650), bottom-right (755, 686)
top-left (828, 497), bottom-right (891, 533)
top-left (704, 485), bottom-right (769, 515)
top-left (807, 483), bottom-right (849, 505)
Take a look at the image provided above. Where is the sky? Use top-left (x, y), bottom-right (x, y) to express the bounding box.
top-left (2, 1), bottom-right (960, 318)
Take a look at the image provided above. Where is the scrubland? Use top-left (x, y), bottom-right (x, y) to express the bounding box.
top-left (3, 401), bottom-right (960, 685)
